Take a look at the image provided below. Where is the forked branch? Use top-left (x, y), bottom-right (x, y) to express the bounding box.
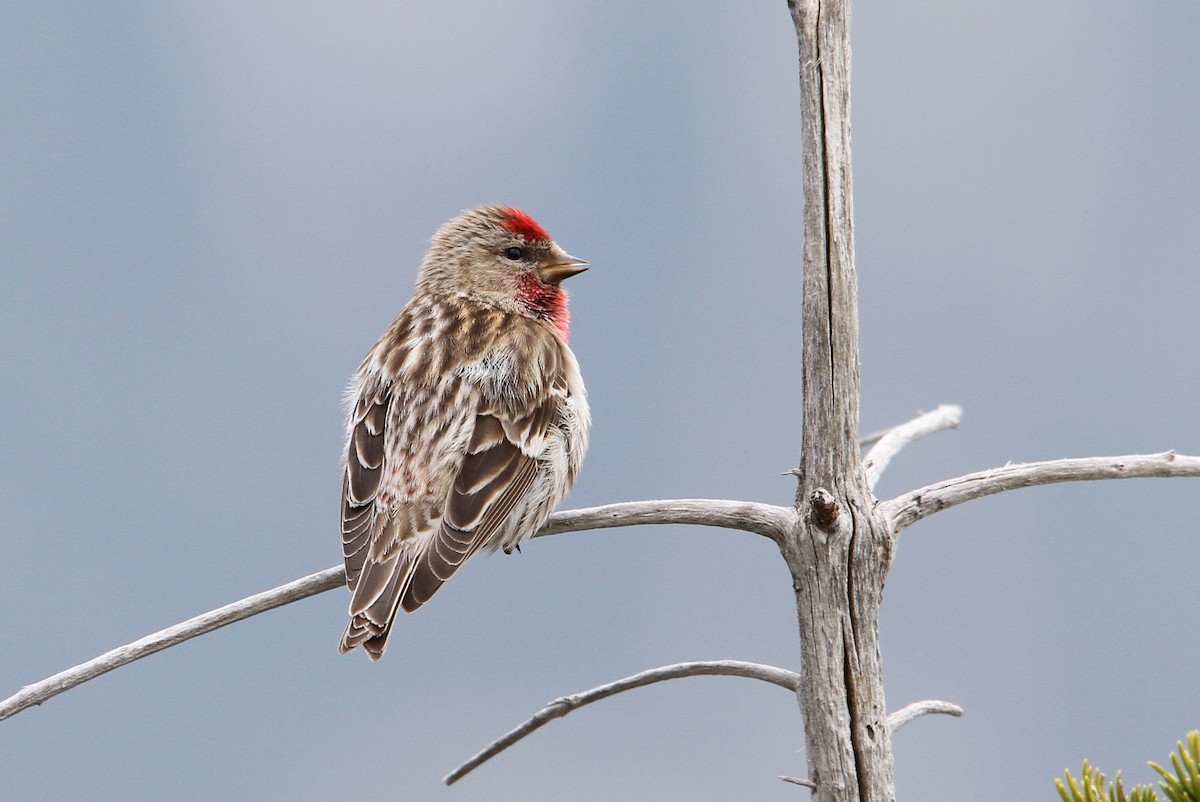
top-left (778, 699), bottom-right (963, 790)
top-left (0, 498), bottom-right (790, 724)
top-left (882, 451), bottom-right (1200, 533)
top-left (443, 660), bottom-right (803, 786)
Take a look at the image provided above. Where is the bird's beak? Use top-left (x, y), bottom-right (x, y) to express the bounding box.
top-left (537, 253), bottom-right (589, 285)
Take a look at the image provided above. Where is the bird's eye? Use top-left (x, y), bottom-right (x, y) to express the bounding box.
top-left (504, 246), bottom-right (525, 261)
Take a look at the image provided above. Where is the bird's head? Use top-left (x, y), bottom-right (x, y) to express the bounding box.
top-left (416, 205), bottom-right (587, 339)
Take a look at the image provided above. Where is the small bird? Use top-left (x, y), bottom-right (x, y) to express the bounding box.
top-left (338, 205), bottom-right (591, 660)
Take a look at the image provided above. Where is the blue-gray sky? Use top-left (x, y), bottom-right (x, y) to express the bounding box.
top-left (2, 2), bottom-right (1198, 799)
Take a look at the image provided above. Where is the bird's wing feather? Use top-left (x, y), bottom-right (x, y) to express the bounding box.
top-left (340, 322), bottom-right (569, 659)
top-left (401, 345), bottom-right (569, 611)
top-left (400, 404), bottom-right (551, 611)
top-left (339, 374), bottom-right (470, 658)
top-left (341, 391), bottom-right (388, 592)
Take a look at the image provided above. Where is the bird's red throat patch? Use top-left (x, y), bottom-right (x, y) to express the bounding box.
top-left (516, 273), bottom-right (571, 342)
top-left (500, 208), bottom-right (551, 242)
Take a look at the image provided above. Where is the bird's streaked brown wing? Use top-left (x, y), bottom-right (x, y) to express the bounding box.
top-left (400, 337), bottom-right (569, 611)
top-left (340, 391), bottom-right (388, 594)
top-left (339, 333), bottom-right (569, 660)
top-left (338, 374), bottom-right (471, 659)
top-left (400, 401), bottom-right (553, 611)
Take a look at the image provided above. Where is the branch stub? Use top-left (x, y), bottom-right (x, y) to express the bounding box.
top-left (808, 488), bottom-right (841, 531)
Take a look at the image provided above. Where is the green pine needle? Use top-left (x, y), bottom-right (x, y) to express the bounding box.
top-left (1058, 732), bottom-right (1200, 802)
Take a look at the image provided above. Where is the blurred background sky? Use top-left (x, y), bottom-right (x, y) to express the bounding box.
top-left (2, 2), bottom-right (1198, 800)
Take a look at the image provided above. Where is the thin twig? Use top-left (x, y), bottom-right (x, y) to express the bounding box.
top-left (0, 566), bottom-right (345, 722)
top-left (443, 660), bottom-right (801, 785)
top-left (880, 451), bottom-right (1200, 534)
top-left (887, 699), bottom-right (963, 733)
top-left (0, 498), bottom-right (791, 724)
top-left (780, 775), bottom-right (817, 788)
top-left (862, 405), bottom-right (963, 490)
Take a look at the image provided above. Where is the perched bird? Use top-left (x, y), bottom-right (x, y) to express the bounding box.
top-left (338, 205), bottom-right (591, 660)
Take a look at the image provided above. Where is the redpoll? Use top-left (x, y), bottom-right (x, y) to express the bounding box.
top-left (338, 205), bottom-right (591, 660)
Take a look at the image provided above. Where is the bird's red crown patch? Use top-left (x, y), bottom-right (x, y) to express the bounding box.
top-left (500, 208), bottom-right (551, 242)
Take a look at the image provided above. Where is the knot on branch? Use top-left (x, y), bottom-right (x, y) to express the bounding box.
top-left (808, 488), bottom-right (840, 531)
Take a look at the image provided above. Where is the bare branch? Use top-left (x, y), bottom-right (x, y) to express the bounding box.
top-left (443, 660), bottom-right (801, 786)
top-left (535, 499), bottom-right (792, 543)
top-left (862, 405), bottom-right (963, 490)
top-left (0, 498), bottom-right (790, 724)
top-left (887, 700), bottom-right (963, 734)
top-left (881, 451), bottom-right (1200, 534)
top-left (772, 694), bottom-right (957, 792)
top-left (0, 566), bottom-right (345, 723)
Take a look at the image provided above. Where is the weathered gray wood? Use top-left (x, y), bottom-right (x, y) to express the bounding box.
top-left (0, 498), bottom-right (790, 724)
top-left (534, 498), bottom-right (792, 542)
top-left (785, 0), bottom-right (897, 798)
top-left (887, 700), bottom-right (964, 733)
top-left (4, 5), bottom-right (1199, 795)
top-left (862, 405), bottom-right (963, 489)
top-left (0, 566), bottom-right (346, 723)
top-left (881, 451), bottom-right (1200, 534)
top-left (443, 660), bottom-right (803, 786)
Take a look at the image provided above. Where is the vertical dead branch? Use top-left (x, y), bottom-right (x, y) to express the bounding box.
top-left (785, 0), bottom-right (897, 799)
